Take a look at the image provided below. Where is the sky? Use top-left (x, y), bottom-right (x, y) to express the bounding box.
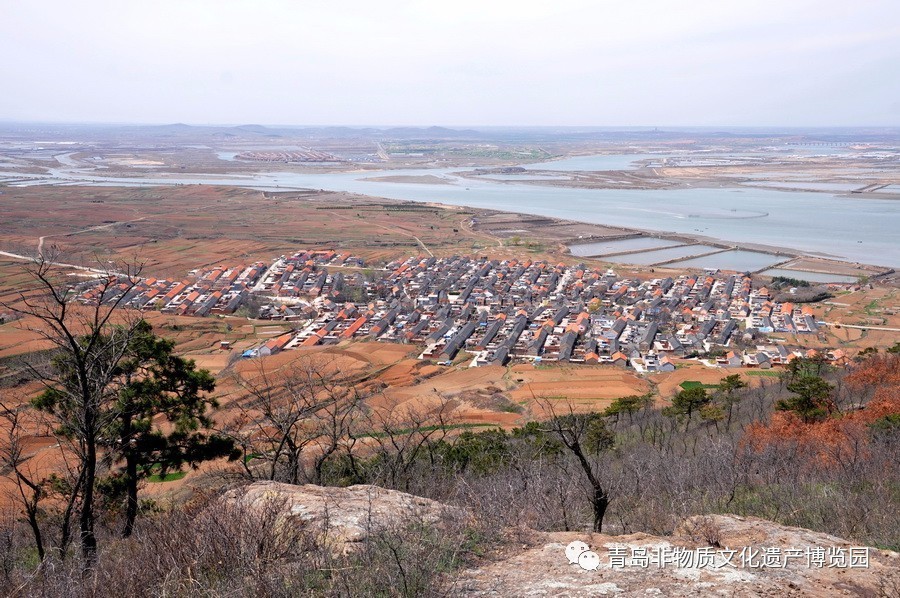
top-left (2, 0), bottom-right (899, 127)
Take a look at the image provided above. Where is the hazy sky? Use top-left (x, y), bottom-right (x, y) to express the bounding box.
top-left (2, 0), bottom-right (898, 126)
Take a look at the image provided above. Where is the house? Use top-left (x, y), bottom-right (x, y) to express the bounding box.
top-left (490, 345), bottom-right (510, 366)
top-left (716, 351), bottom-right (742, 368)
top-left (439, 320), bottom-right (477, 361)
top-left (263, 333), bottom-right (293, 355)
top-left (476, 317), bottom-right (504, 350)
top-left (557, 331), bottom-right (578, 361)
top-left (744, 352), bottom-right (771, 369)
top-left (610, 351), bottom-right (629, 367)
top-left (827, 349), bottom-right (849, 365)
top-left (658, 355), bottom-right (676, 372)
top-left (639, 322), bottom-right (659, 351)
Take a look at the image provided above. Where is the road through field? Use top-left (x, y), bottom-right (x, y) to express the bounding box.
top-left (0, 250), bottom-right (114, 275)
top-left (328, 211), bottom-right (435, 257)
top-left (36, 217), bottom-right (148, 256)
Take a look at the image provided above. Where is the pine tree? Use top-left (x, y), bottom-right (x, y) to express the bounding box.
top-left (110, 320), bottom-right (238, 537)
top-left (777, 375), bottom-right (834, 423)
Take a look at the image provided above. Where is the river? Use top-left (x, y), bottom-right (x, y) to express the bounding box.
top-left (3, 153), bottom-right (898, 267)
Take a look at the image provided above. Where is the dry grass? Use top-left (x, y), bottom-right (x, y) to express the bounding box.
top-left (0, 185), bottom-right (495, 277)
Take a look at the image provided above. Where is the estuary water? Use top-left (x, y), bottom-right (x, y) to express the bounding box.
top-left (4, 156), bottom-right (898, 267)
top-left (523, 153), bottom-right (653, 171)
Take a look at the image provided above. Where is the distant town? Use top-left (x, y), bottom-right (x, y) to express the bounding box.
top-left (75, 249), bottom-right (852, 372)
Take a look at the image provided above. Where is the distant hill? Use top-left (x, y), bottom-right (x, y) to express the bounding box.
top-left (1, 122), bottom-right (897, 145)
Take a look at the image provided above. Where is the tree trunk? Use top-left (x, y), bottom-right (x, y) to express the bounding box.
top-left (80, 439), bottom-right (97, 562)
top-left (121, 410), bottom-right (139, 538)
top-left (59, 466), bottom-right (85, 558)
top-left (570, 439), bottom-right (609, 533)
top-left (314, 443), bottom-right (338, 485)
top-left (591, 486), bottom-right (609, 533)
top-left (346, 449), bottom-right (362, 483)
top-left (11, 469), bottom-right (46, 561)
top-left (122, 453), bottom-right (139, 538)
top-left (24, 494), bottom-right (44, 562)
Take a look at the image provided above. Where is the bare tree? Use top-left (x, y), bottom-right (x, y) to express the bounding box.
top-left (0, 402), bottom-right (46, 561)
top-left (364, 394), bottom-right (455, 492)
top-left (1, 248), bottom-right (143, 561)
top-left (537, 399), bottom-right (614, 533)
top-left (226, 355), bottom-right (366, 485)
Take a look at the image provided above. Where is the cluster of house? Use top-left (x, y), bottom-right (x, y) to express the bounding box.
top-left (75, 250), bottom-right (365, 319)
top-left (78, 250), bottom-right (845, 371)
top-left (76, 263), bottom-right (268, 317)
top-left (740, 345), bottom-right (847, 369)
top-left (252, 250), bottom-right (365, 297)
top-left (235, 149), bottom-right (343, 162)
top-left (245, 255), bottom-right (837, 370)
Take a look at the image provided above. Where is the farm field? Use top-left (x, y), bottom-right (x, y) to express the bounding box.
top-left (0, 186), bottom-right (500, 277)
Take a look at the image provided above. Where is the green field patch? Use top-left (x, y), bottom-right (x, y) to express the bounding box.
top-left (679, 381), bottom-right (720, 390)
top-left (147, 470), bottom-right (187, 483)
top-left (745, 370), bottom-right (781, 377)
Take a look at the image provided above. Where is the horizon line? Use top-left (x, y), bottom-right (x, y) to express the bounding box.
top-left (1, 120), bottom-right (899, 131)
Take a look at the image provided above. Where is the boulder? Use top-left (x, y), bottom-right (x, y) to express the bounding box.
top-left (218, 481), bottom-right (464, 552)
top-left (454, 514), bottom-right (899, 597)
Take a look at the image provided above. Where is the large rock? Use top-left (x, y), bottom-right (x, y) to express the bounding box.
top-left (218, 484), bottom-right (899, 595)
top-left (454, 515), bottom-right (899, 597)
top-left (218, 481), bottom-right (464, 552)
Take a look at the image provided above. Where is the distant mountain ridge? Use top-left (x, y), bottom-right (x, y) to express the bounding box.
top-left (0, 122), bottom-right (897, 144)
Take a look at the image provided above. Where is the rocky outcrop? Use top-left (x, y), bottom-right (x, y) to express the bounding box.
top-left (219, 483), bottom-right (898, 595)
top-left (218, 481), bottom-right (464, 552)
top-left (454, 515), bottom-right (899, 597)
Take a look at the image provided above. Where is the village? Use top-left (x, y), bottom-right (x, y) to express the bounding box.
top-left (72, 249), bottom-right (853, 373)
